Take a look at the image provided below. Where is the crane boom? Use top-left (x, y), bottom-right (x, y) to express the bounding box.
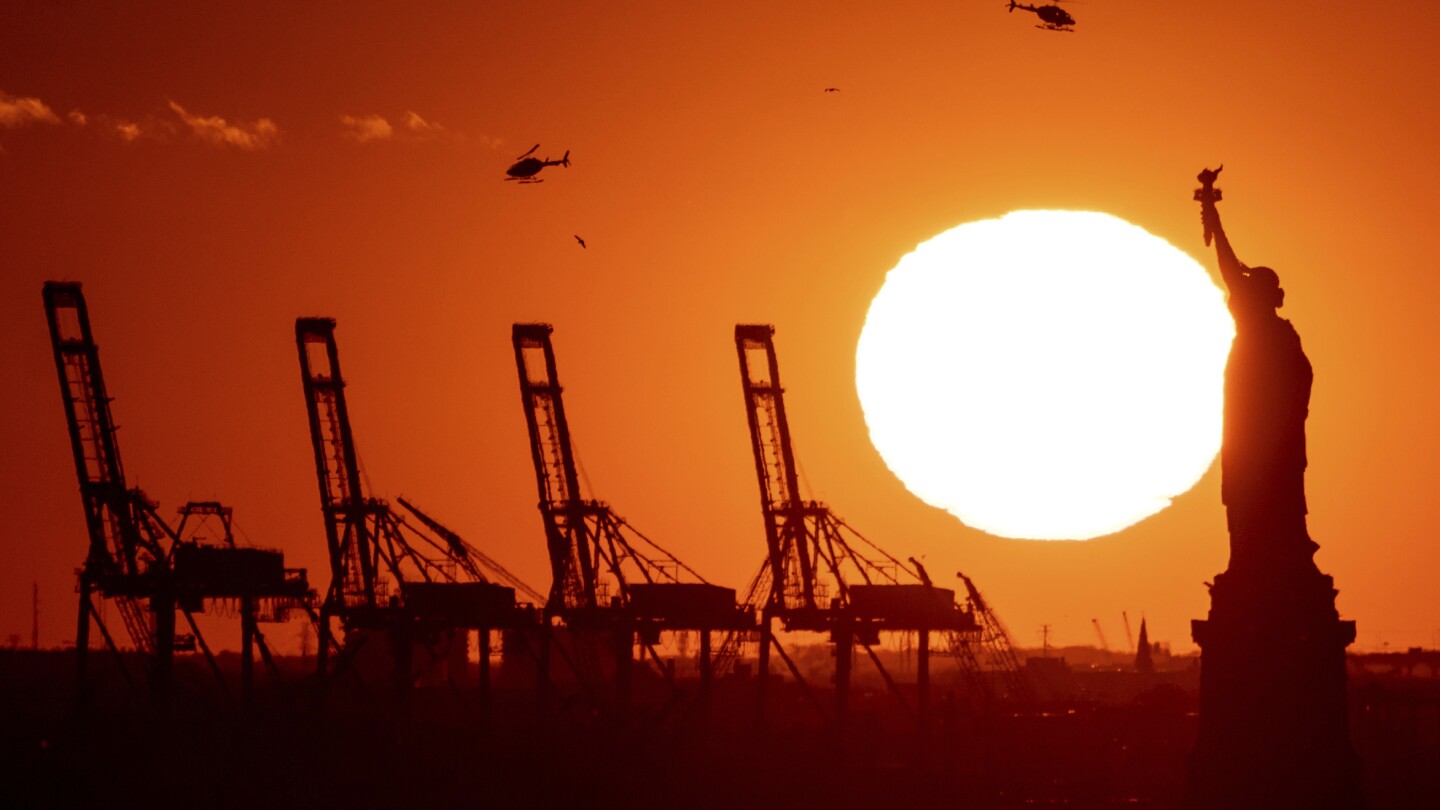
top-left (735, 324), bottom-right (817, 610)
top-left (512, 321), bottom-right (743, 616)
top-left (955, 572), bottom-right (1032, 702)
top-left (43, 282), bottom-right (167, 579)
top-left (1092, 618), bottom-right (1111, 651)
top-left (396, 496), bottom-right (546, 605)
top-left (513, 323), bottom-right (599, 611)
top-left (44, 282), bottom-right (178, 667)
top-left (296, 318), bottom-right (379, 607)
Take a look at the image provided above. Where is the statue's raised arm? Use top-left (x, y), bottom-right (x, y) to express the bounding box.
top-left (1195, 166), bottom-right (1244, 288)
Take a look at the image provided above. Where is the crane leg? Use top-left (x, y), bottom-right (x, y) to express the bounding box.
top-left (835, 628), bottom-right (852, 729)
top-left (241, 595), bottom-right (255, 709)
top-left (74, 580), bottom-right (92, 709)
top-left (478, 628), bottom-right (491, 725)
top-left (755, 614), bottom-right (772, 728)
top-left (392, 622), bottom-right (413, 717)
top-left (614, 628), bottom-right (632, 711)
top-left (316, 606), bottom-right (332, 690)
top-left (918, 628), bottom-right (931, 733)
top-left (151, 592), bottom-right (176, 705)
top-left (699, 629), bottom-right (712, 697)
top-left (536, 623), bottom-right (551, 724)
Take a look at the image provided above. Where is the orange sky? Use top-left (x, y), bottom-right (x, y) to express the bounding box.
top-left (4, 1), bottom-right (1440, 656)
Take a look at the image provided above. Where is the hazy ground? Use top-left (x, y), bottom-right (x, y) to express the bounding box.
top-left (0, 648), bottom-right (1433, 809)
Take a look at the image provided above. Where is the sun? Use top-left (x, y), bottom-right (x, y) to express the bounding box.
top-left (855, 210), bottom-right (1234, 540)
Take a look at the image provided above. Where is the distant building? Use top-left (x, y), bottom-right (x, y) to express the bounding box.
top-left (1135, 619), bottom-right (1154, 674)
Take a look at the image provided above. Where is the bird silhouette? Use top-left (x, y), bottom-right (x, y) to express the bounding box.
top-left (574, 235), bottom-right (587, 249)
top-left (824, 87), bottom-right (840, 93)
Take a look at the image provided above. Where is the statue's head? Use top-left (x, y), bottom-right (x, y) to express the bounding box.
top-left (1245, 265), bottom-right (1285, 310)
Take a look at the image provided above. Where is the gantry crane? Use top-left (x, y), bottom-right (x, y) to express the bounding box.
top-left (734, 324), bottom-right (983, 726)
top-left (1093, 619), bottom-right (1112, 651)
top-left (170, 500), bottom-right (313, 702)
top-left (44, 281), bottom-right (311, 705)
top-left (296, 317), bottom-right (541, 710)
top-left (954, 572), bottom-right (1032, 703)
top-left (512, 323), bottom-right (751, 708)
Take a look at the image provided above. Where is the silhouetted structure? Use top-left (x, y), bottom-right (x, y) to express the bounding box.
top-left (954, 572), bottom-right (1032, 702)
top-left (295, 317), bottom-right (540, 712)
top-left (733, 325), bottom-right (994, 726)
top-left (512, 323), bottom-right (751, 711)
top-left (1135, 618), bottom-right (1153, 674)
top-left (1007, 0), bottom-right (1076, 32)
top-left (505, 144), bottom-right (570, 183)
top-left (44, 282), bottom-right (311, 706)
top-left (1187, 169), bottom-right (1362, 808)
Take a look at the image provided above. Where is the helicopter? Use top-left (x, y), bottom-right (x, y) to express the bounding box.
top-left (505, 144), bottom-right (570, 183)
top-left (1007, 0), bottom-right (1076, 32)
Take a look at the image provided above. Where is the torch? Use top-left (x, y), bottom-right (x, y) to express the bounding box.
top-left (1194, 165), bottom-right (1223, 247)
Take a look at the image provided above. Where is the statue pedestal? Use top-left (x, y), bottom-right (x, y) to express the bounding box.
top-left (1188, 563), bottom-right (1362, 809)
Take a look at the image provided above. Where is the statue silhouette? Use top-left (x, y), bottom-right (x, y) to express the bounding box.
top-left (1187, 167), bottom-right (1361, 810)
top-left (1196, 167), bottom-right (1318, 573)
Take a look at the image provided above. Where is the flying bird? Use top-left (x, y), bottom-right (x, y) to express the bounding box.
top-left (824, 87), bottom-right (840, 93)
top-left (574, 235), bottom-right (587, 249)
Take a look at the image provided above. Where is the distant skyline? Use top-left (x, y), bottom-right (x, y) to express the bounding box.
top-left (4, 1), bottom-right (1439, 654)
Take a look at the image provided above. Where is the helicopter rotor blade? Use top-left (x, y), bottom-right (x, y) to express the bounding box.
top-left (518, 143), bottom-right (540, 160)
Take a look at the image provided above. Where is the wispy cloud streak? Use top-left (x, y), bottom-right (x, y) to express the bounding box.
top-left (0, 91), bottom-right (61, 127)
top-left (168, 101), bottom-right (279, 149)
top-left (340, 113), bottom-right (393, 142)
top-left (402, 111), bottom-right (445, 136)
top-left (114, 121), bottom-right (142, 142)
top-left (338, 110), bottom-right (489, 145)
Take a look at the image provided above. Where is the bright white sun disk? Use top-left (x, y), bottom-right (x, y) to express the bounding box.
top-left (856, 210), bottom-right (1234, 540)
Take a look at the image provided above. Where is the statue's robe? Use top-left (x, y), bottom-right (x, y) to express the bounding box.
top-left (1221, 273), bottom-right (1315, 569)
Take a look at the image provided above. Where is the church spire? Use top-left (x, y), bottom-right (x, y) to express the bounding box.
top-left (1135, 617), bottom-right (1154, 674)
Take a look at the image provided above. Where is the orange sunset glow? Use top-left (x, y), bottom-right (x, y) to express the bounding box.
top-left (4, 0), bottom-right (1440, 669)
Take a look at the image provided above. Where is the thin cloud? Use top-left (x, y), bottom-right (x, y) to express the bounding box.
top-left (340, 110), bottom-right (475, 144)
top-left (403, 110), bottom-right (444, 135)
top-left (168, 100), bottom-right (279, 150)
top-left (0, 91), bottom-right (61, 127)
top-left (340, 113), bottom-right (393, 143)
top-left (402, 110), bottom-right (503, 148)
top-left (114, 121), bottom-right (142, 142)
top-left (67, 109), bottom-right (87, 126)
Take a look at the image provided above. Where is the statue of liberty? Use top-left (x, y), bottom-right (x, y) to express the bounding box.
top-left (1195, 166), bottom-right (1317, 573)
top-left (1188, 167), bottom-right (1360, 810)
